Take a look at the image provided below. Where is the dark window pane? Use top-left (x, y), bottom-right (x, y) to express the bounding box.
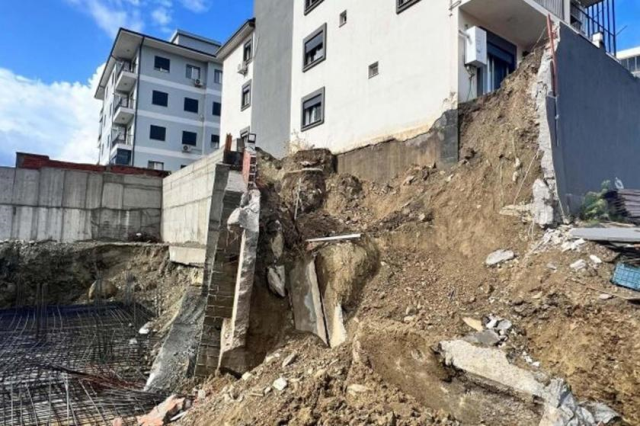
top-left (149, 125), bottom-right (166, 141)
top-left (184, 98), bottom-right (199, 113)
top-left (152, 91), bottom-right (168, 107)
top-left (214, 70), bottom-right (223, 84)
top-left (182, 131), bottom-right (197, 146)
top-left (154, 56), bottom-right (171, 72)
top-left (212, 102), bottom-right (222, 116)
top-left (112, 149), bottom-right (131, 166)
top-left (211, 134), bottom-right (220, 149)
top-left (243, 40), bottom-right (253, 62)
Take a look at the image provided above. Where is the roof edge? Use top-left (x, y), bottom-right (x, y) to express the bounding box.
top-left (216, 19), bottom-right (256, 61)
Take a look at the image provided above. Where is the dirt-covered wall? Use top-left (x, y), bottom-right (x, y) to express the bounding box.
top-left (0, 166), bottom-right (163, 242)
top-left (552, 23), bottom-right (640, 214)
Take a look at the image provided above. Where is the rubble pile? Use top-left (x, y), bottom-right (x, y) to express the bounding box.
top-left (175, 49), bottom-right (638, 426)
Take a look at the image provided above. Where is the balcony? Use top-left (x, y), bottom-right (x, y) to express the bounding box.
top-left (570, 0), bottom-right (616, 55)
top-left (111, 129), bottom-right (133, 148)
top-left (113, 96), bottom-right (135, 125)
top-left (115, 61), bottom-right (137, 93)
top-left (533, 0), bottom-right (563, 18)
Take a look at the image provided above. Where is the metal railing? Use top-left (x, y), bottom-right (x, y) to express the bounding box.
top-left (570, 0), bottom-right (617, 55)
top-left (114, 96), bottom-right (131, 111)
top-left (533, 0), bottom-right (564, 19)
top-left (116, 61), bottom-right (134, 79)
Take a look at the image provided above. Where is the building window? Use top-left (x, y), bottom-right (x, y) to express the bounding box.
top-left (241, 81), bottom-right (252, 110)
top-left (214, 69), bottom-right (223, 84)
top-left (154, 56), bottom-right (171, 72)
top-left (152, 90), bottom-right (168, 107)
top-left (305, 0), bottom-right (324, 14)
top-left (369, 62), bottom-right (379, 78)
top-left (184, 97), bottom-right (199, 113)
top-left (182, 131), bottom-right (198, 146)
top-left (112, 149), bottom-right (131, 166)
top-left (211, 134), bottom-right (220, 149)
top-left (301, 88), bottom-right (325, 131)
top-left (148, 161), bottom-right (164, 170)
top-left (212, 102), bottom-right (222, 116)
top-left (243, 39), bottom-right (253, 63)
top-left (149, 125), bottom-right (166, 141)
top-left (340, 11), bottom-right (348, 27)
top-left (397, 0), bottom-right (421, 14)
top-left (186, 64), bottom-right (201, 80)
top-left (303, 24), bottom-right (327, 72)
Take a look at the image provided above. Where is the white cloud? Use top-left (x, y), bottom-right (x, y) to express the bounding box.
top-left (151, 7), bottom-right (172, 28)
top-left (0, 66), bottom-right (104, 166)
top-left (66, 0), bottom-right (145, 37)
top-left (179, 0), bottom-right (210, 13)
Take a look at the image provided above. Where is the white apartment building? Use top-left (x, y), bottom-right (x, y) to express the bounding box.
top-left (618, 47), bottom-right (640, 77)
top-left (95, 29), bottom-right (224, 171)
top-left (220, 0), bottom-right (616, 159)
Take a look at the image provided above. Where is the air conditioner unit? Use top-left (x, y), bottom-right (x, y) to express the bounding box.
top-left (237, 62), bottom-right (248, 75)
top-left (182, 145), bottom-right (192, 152)
top-left (193, 79), bottom-right (203, 87)
top-left (465, 26), bottom-right (487, 67)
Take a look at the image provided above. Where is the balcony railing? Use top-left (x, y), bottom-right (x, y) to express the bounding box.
top-left (533, 0), bottom-right (564, 19)
top-left (116, 61), bottom-right (134, 79)
top-left (115, 96), bottom-right (132, 111)
top-left (570, 0), bottom-right (617, 55)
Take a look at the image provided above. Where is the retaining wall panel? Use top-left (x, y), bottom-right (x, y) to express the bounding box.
top-left (12, 169), bottom-right (40, 206)
top-left (38, 169), bottom-right (65, 207)
top-left (0, 168), bottom-right (16, 205)
top-left (62, 171), bottom-right (89, 209)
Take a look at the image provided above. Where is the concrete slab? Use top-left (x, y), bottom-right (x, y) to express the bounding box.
top-left (86, 173), bottom-right (103, 209)
top-left (61, 209), bottom-right (92, 242)
top-left (12, 169), bottom-right (40, 206)
top-left (123, 174), bottom-right (162, 188)
top-left (123, 187), bottom-right (161, 209)
top-left (289, 257), bottom-right (329, 345)
top-left (169, 246), bottom-right (207, 266)
top-left (36, 207), bottom-right (63, 241)
top-left (62, 171), bottom-right (89, 209)
top-left (0, 205), bottom-right (13, 240)
top-left (11, 206), bottom-right (36, 241)
top-left (570, 227), bottom-right (640, 243)
top-left (0, 168), bottom-right (16, 205)
top-left (38, 168), bottom-right (65, 207)
top-left (102, 183), bottom-right (124, 210)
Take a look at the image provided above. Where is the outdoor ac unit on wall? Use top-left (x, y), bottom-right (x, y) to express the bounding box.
top-left (182, 145), bottom-right (192, 152)
top-left (465, 26), bottom-right (487, 67)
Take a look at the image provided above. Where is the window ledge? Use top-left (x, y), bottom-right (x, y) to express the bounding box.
top-left (303, 56), bottom-right (326, 73)
top-left (397, 0), bottom-right (421, 14)
top-left (301, 119), bottom-right (324, 132)
top-left (304, 0), bottom-right (325, 15)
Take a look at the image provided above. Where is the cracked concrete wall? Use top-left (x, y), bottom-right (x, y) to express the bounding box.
top-left (0, 166), bottom-right (162, 242)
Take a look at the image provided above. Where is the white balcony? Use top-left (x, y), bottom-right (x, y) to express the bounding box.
top-left (115, 64), bottom-right (137, 93)
top-left (113, 97), bottom-right (135, 125)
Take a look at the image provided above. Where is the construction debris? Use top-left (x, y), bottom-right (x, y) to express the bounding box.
top-left (306, 233), bottom-right (362, 243)
top-left (570, 227), bottom-right (640, 243)
top-left (485, 249), bottom-right (516, 266)
top-left (603, 189), bottom-right (640, 223)
top-left (612, 263), bottom-right (640, 291)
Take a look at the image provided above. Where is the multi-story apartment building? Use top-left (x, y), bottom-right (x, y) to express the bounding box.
top-left (95, 29), bottom-right (224, 171)
top-left (618, 47), bottom-right (640, 77)
top-left (219, 0), bottom-right (616, 158)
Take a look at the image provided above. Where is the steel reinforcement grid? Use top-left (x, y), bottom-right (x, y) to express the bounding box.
top-left (0, 303), bottom-right (165, 425)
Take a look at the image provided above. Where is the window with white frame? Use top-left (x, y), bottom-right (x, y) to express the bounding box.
top-left (186, 64), bottom-right (201, 80)
top-left (301, 88), bottom-right (325, 131)
top-left (303, 24), bottom-right (327, 71)
top-left (214, 69), bottom-right (223, 84)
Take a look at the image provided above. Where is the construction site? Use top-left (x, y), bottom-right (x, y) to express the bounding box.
top-left (1, 20), bottom-right (640, 426)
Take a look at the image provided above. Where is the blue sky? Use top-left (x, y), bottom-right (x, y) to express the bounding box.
top-left (0, 0), bottom-right (638, 166)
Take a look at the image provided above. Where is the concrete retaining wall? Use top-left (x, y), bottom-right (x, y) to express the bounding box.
top-left (0, 167), bottom-right (163, 242)
top-left (552, 24), bottom-right (640, 214)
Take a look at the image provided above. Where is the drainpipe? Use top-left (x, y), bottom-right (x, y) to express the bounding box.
top-left (131, 38), bottom-right (144, 168)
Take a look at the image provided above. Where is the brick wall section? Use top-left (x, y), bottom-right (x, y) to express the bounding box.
top-left (194, 164), bottom-right (244, 377)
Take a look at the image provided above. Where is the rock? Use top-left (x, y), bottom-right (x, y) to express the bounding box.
top-left (496, 319), bottom-right (513, 334)
top-left (197, 389), bottom-right (207, 400)
top-left (403, 315), bottom-right (416, 323)
top-left (282, 353), bottom-right (297, 368)
top-left (136, 395), bottom-right (185, 426)
top-left (270, 227), bottom-right (285, 260)
top-left (599, 294), bottom-right (614, 300)
top-left (463, 330), bottom-right (502, 346)
top-left (267, 265), bottom-right (286, 298)
top-left (112, 418), bottom-right (124, 426)
top-left (402, 175), bottom-right (416, 186)
top-left (532, 179), bottom-right (555, 228)
top-left (138, 322), bottom-right (152, 335)
top-left (463, 317), bottom-right (484, 332)
top-left (561, 238), bottom-right (586, 252)
top-left (570, 259), bottom-right (587, 272)
top-left (547, 263), bottom-right (558, 271)
top-left (405, 306), bottom-right (417, 316)
top-left (88, 280), bottom-right (118, 300)
top-left (241, 372), bottom-right (253, 381)
top-left (347, 384), bottom-right (370, 396)
top-left (460, 146), bottom-right (476, 160)
top-left (485, 250), bottom-right (516, 267)
top-left (418, 213), bottom-right (428, 222)
top-left (589, 255), bottom-right (603, 265)
top-left (273, 377), bottom-right (288, 392)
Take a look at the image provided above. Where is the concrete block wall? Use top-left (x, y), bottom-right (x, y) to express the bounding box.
top-left (0, 166), bottom-right (163, 242)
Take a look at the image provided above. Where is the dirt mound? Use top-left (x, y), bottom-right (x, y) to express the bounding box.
top-left (176, 48), bottom-right (638, 425)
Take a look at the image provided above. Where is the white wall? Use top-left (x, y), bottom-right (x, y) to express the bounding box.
top-left (220, 33), bottom-right (255, 147)
top-left (288, 0), bottom-right (459, 154)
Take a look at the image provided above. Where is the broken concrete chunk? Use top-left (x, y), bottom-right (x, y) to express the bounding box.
top-left (463, 329), bottom-right (502, 347)
top-left (532, 179), bottom-right (556, 228)
top-left (463, 317), bottom-right (484, 332)
top-left (570, 259), bottom-right (587, 272)
top-left (589, 255), bottom-right (603, 265)
top-left (282, 353), bottom-right (297, 368)
top-left (138, 322), bottom-right (152, 335)
top-left (347, 384), bottom-right (370, 395)
top-left (272, 377), bottom-right (288, 391)
top-left (267, 265), bottom-right (286, 298)
top-left (136, 395), bottom-right (185, 426)
top-left (88, 280), bottom-right (118, 300)
top-left (486, 249), bottom-right (516, 267)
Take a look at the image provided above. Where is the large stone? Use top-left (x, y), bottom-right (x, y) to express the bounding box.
top-left (88, 280), bottom-right (118, 300)
top-left (485, 249), bottom-right (516, 267)
top-left (267, 265), bottom-right (286, 297)
top-left (532, 179), bottom-right (555, 228)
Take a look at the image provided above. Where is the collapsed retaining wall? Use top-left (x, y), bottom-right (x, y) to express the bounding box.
top-left (551, 24), bottom-right (640, 214)
top-left (0, 166), bottom-right (163, 242)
